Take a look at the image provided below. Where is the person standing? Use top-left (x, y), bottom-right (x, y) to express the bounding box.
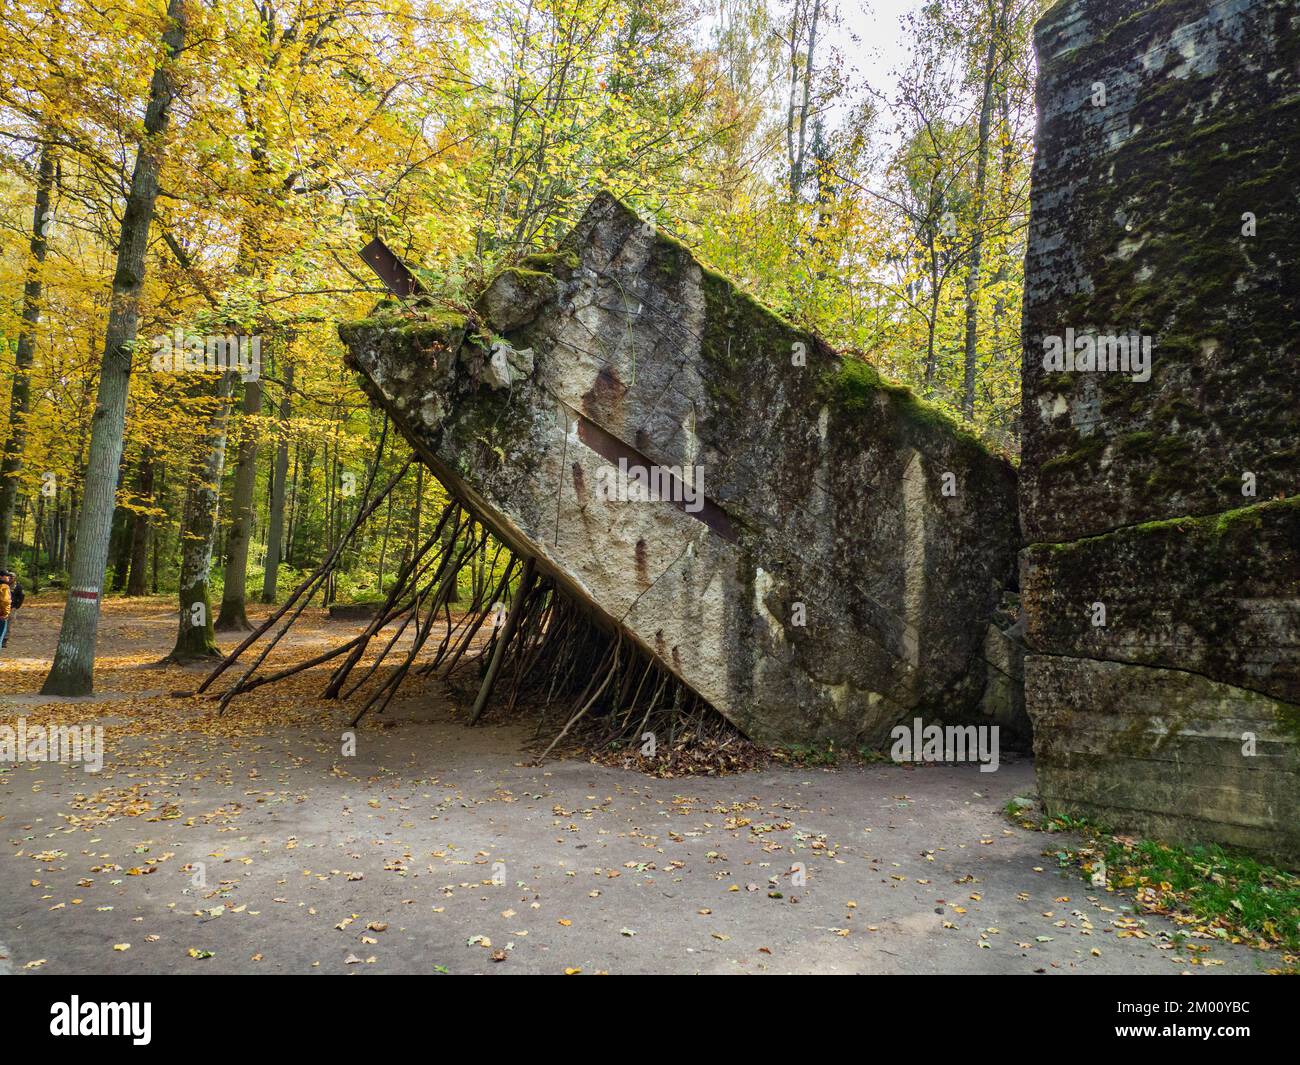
top-left (0, 570), bottom-right (20, 648)
top-left (0, 573), bottom-right (11, 651)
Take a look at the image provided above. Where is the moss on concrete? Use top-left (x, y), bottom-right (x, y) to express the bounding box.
top-left (339, 308), bottom-right (468, 342)
top-left (691, 254), bottom-right (1000, 466)
top-left (520, 248), bottom-right (580, 276)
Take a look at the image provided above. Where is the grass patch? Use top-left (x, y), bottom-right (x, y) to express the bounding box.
top-left (1005, 804), bottom-right (1299, 963)
top-left (1002, 795), bottom-right (1036, 820)
top-left (1094, 836), bottom-right (1300, 954)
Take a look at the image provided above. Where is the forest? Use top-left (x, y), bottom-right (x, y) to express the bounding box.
top-left (0, 0), bottom-right (1039, 689)
top-left (1, 0), bottom-right (1296, 991)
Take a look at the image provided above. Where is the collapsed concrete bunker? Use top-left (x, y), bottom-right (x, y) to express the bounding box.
top-left (342, 193), bottom-right (1024, 751)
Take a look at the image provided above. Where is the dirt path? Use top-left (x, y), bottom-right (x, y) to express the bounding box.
top-left (0, 598), bottom-right (1272, 974)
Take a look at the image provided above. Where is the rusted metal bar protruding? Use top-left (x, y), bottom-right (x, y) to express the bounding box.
top-left (358, 237), bottom-right (427, 300)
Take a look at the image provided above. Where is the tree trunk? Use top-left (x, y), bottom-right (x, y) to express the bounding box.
top-left (150, 492), bottom-right (161, 593)
top-left (126, 451), bottom-right (154, 596)
top-left (109, 501), bottom-right (132, 592)
top-left (789, 0), bottom-right (821, 203)
top-left (321, 452), bottom-right (332, 606)
top-left (924, 232), bottom-right (940, 390)
top-left (261, 361), bottom-right (291, 602)
top-left (51, 487), bottom-right (63, 570)
top-left (962, 20), bottom-right (999, 421)
top-left (42, 0), bottom-right (188, 694)
top-left (406, 464), bottom-right (423, 569)
top-left (215, 376), bottom-right (262, 630)
top-left (290, 444), bottom-right (315, 566)
top-left (438, 508), bottom-right (459, 604)
top-left (30, 492), bottom-right (44, 593)
top-left (0, 142), bottom-right (55, 570)
top-left (168, 372), bottom-right (236, 661)
top-left (65, 486), bottom-right (79, 574)
top-left (377, 488), bottom-right (393, 594)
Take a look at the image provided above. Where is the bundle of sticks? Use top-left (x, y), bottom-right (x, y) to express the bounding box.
top-left (195, 450), bottom-right (735, 762)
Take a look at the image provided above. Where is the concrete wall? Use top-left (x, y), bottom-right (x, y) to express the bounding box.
top-left (1021, 0), bottom-right (1299, 860)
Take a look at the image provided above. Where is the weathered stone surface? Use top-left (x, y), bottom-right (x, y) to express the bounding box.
top-left (342, 192), bottom-right (1021, 747)
top-left (1027, 656), bottom-right (1300, 863)
top-left (977, 597), bottom-right (1030, 749)
top-left (1022, 0), bottom-right (1299, 543)
top-left (1021, 0), bottom-right (1300, 857)
top-left (476, 267), bottom-right (558, 333)
top-left (1022, 497), bottom-right (1300, 703)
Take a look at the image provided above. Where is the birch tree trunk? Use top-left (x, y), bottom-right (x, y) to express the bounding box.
top-left (260, 361), bottom-right (292, 602)
top-left (789, 0), bottom-right (821, 203)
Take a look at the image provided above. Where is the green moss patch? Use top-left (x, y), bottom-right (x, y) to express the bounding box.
top-left (520, 248), bottom-right (580, 276)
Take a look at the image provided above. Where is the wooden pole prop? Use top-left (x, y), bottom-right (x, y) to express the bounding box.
top-left (469, 556), bottom-right (537, 726)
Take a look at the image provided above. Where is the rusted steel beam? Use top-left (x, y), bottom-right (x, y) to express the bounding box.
top-left (358, 237), bottom-right (427, 300)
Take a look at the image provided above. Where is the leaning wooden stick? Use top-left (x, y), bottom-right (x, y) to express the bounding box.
top-left (537, 634), bottom-right (621, 763)
top-left (197, 451), bottom-right (409, 695)
top-left (469, 556), bottom-right (537, 726)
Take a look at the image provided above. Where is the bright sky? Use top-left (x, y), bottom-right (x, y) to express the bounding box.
top-left (826, 0), bottom-right (923, 133)
top-left (695, 0), bottom-right (929, 168)
top-left (832, 0), bottom-right (918, 105)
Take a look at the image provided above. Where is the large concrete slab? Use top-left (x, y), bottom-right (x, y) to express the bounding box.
top-left (342, 193), bottom-right (1020, 747)
top-left (1027, 655), bottom-right (1300, 862)
top-left (1021, 497), bottom-right (1300, 704)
